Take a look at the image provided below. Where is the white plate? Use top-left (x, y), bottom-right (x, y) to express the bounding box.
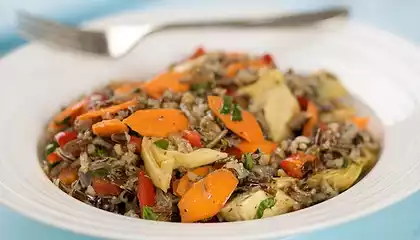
top-left (1, 9), bottom-right (420, 240)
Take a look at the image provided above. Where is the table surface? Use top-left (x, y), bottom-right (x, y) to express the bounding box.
top-left (1, 0), bottom-right (420, 239)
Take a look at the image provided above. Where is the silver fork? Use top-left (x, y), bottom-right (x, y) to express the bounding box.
top-left (17, 7), bottom-right (348, 58)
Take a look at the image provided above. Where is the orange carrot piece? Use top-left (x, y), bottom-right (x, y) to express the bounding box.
top-left (225, 60), bottom-right (267, 78)
top-left (226, 63), bottom-right (247, 78)
top-left (113, 82), bottom-right (144, 96)
top-left (302, 101), bottom-right (319, 137)
top-left (237, 140), bottom-right (277, 154)
top-left (280, 152), bottom-right (316, 179)
top-left (176, 166), bottom-right (213, 197)
top-left (48, 99), bottom-right (87, 131)
top-left (351, 116), bottom-right (369, 130)
top-left (207, 96), bottom-right (264, 142)
top-left (77, 99), bottom-right (137, 121)
top-left (123, 109), bottom-right (188, 137)
top-left (172, 179), bottom-right (180, 196)
top-left (143, 72), bottom-right (189, 99)
top-left (92, 119), bottom-right (128, 137)
top-left (58, 167), bottom-right (78, 185)
top-left (178, 169), bottom-right (238, 223)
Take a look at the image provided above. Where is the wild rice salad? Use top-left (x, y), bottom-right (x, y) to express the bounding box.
top-left (41, 48), bottom-right (380, 222)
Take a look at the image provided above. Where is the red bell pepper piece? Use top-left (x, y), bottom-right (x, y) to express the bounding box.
top-left (46, 152), bottom-right (62, 165)
top-left (189, 47), bottom-right (206, 60)
top-left (261, 53), bottom-right (274, 65)
top-left (280, 152), bottom-right (316, 179)
top-left (92, 178), bottom-right (122, 196)
top-left (225, 87), bottom-right (237, 96)
top-left (137, 171), bottom-right (156, 208)
top-left (54, 131), bottom-right (78, 147)
top-left (225, 147), bottom-right (242, 159)
top-left (129, 136), bottom-right (142, 154)
top-left (182, 130), bottom-right (203, 148)
top-left (297, 96), bottom-right (309, 111)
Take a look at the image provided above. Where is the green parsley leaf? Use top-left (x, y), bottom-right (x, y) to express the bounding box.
top-left (231, 104), bottom-right (242, 121)
top-left (55, 116), bottom-right (71, 126)
top-left (255, 197), bottom-right (276, 219)
top-left (191, 82), bottom-right (210, 92)
top-left (219, 95), bottom-right (233, 114)
top-left (142, 206), bottom-right (158, 220)
top-left (342, 156), bottom-right (349, 168)
top-left (95, 147), bottom-right (107, 157)
top-left (45, 142), bottom-right (58, 156)
top-left (243, 153), bottom-right (254, 170)
top-left (153, 139), bottom-right (169, 150)
top-left (91, 168), bottom-right (109, 177)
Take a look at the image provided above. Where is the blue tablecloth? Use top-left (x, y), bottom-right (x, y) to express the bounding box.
top-left (1, 1), bottom-right (420, 239)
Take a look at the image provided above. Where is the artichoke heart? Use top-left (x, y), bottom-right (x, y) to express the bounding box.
top-left (307, 162), bottom-right (363, 192)
top-left (238, 69), bottom-right (299, 142)
top-left (141, 137), bottom-right (228, 192)
top-left (314, 70), bottom-right (348, 100)
top-left (307, 147), bottom-right (378, 192)
top-left (220, 188), bottom-right (296, 221)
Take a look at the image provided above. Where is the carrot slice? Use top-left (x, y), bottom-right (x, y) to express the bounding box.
top-left (226, 63), bottom-right (247, 78)
top-left (280, 152), bottom-right (316, 179)
top-left (92, 119), bottom-right (128, 137)
top-left (176, 166), bottom-right (213, 197)
top-left (225, 60), bottom-right (267, 78)
top-left (143, 72), bottom-right (189, 99)
top-left (123, 109), bottom-right (188, 137)
top-left (172, 179), bottom-right (180, 196)
top-left (77, 99), bottom-right (137, 121)
top-left (58, 167), bottom-right (78, 185)
top-left (351, 116), bottom-right (369, 130)
top-left (302, 101), bottom-right (319, 137)
top-left (237, 140), bottom-right (277, 154)
top-left (178, 169), bottom-right (238, 223)
top-left (113, 82), bottom-right (144, 96)
top-left (48, 99), bottom-right (87, 131)
top-left (207, 96), bottom-right (264, 142)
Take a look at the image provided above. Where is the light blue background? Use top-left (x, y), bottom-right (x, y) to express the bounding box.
top-left (1, 0), bottom-right (420, 239)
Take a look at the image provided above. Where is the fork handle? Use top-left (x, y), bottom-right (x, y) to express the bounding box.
top-left (160, 7), bottom-right (348, 30)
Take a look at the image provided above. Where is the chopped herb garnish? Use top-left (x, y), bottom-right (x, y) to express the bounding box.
top-left (133, 88), bottom-right (141, 93)
top-left (154, 139), bottom-right (169, 150)
top-left (243, 153), bottom-right (254, 170)
top-left (45, 142), bottom-right (58, 156)
top-left (142, 206), bottom-right (158, 220)
top-left (55, 116), bottom-right (71, 126)
top-left (91, 168), bottom-right (109, 177)
top-left (219, 96), bottom-right (233, 114)
top-left (95, 147), bottom-right (107, 157)
top-left (255, 197), bottom-right (276, 219)
top-left (48, 160), bottom-right (61, 169)
top-left (220, 138), bottom-right (229, 148)
top-left (343, 156), bottom-right (349, 168)
top-left (231, 104), bottom-right (242, 121)
top-left (191, 82), bottom-right (211, 92)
